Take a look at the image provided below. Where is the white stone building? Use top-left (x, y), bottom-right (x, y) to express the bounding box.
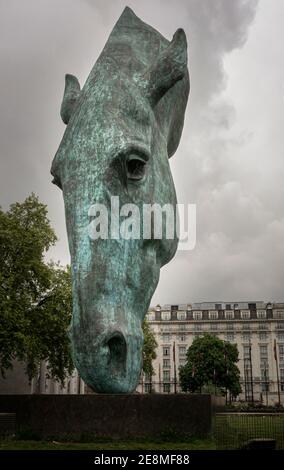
top-left (138, 301), bottom-right (284, 405)
top-left (1, 300), bottom-right (284, 404)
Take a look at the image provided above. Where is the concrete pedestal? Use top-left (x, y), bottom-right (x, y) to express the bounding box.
top-left (0, 394), bottom-right (224, 439)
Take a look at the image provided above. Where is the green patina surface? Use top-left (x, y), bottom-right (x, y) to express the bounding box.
top-left (51, 7), bottom-right (189, 393)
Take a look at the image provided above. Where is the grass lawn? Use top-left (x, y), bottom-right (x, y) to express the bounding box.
top-left (214, 414), bottom-right (284, 449)
top-left (0, 438), bottom-right (216, 451)
top-left (2, 414), bottom-right (283, 450)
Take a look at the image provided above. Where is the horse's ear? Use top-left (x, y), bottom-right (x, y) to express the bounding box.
top-left (146, 29), bottom-right (188, 107)
top-left (60, 74), bottom-right (81, 125)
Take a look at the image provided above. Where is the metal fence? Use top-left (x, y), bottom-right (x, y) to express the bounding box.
top-left (138, 379), bottom-right (284, 406)
top-left (214, 412), bottom-right (284, 449)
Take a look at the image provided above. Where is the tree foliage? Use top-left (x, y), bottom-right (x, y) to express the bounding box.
top-left (142, 319), bottom-right (158, 377)
top-left (0, 194), bottom-right (73, 383)
top-left (179, 333), bottom-right (241, 397)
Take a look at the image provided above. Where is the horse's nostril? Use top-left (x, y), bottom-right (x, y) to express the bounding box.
top-left (107, 333), bottom-right (127, 375)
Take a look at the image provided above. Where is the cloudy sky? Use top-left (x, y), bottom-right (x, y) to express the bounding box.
top-left (1, 0), bottom-right (283, 305)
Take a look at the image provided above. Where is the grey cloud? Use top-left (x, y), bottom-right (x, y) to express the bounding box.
top-left (187, 0), bottom-right (259, 104)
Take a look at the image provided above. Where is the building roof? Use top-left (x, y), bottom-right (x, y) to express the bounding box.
top-left (150, 301), bottom-right (283, 311)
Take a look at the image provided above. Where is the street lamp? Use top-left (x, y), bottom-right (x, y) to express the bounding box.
top-left (224, 344), bottom-right (228, 404)
top-left (264, 360), bottom-right (269, 407)
top-left (249, 340), bottom-right (254, 404)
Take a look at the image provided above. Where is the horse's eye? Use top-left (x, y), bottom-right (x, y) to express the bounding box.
top-left (126, 154), bottom-right (147, 181)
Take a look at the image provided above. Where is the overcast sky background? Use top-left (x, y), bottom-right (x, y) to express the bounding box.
top-left (1, 0), bottom-right (283, 305)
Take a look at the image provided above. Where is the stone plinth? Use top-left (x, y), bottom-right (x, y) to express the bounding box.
top-left (0, 394), bottom-right (225, 439)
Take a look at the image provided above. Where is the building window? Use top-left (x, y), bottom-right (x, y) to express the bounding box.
top-left (257, 311), bottom-right (267, 319)
top-left (147, 312), bottom-right (155, 321)
top-left (278, 333), bottom-right (284, 341)
top-left (261, 382), bottom-right (269, 392)
top-left (161, 311), bottom-right (171, 321)
top-left (179, 346), bottom-right (186, 356)
top-left (243, 346), bottom-right (251, 359)
top-left (179, 358), bottom-right (186, 366)
top-left (226, 323), bottom-right (234, 331)
top-left (178, 334), bottom-right (186, 342)
top-left (279, 345), bottom-right (284, 365)
top-left (163, 359), bottom-right (170, 368)
top-left (225, 311), bottom-right (234, 320)
top-left (280, 369), bottom-right (284, 391)
top-left (241, 311), bottom-right (250, 319)
top-left (178, 324), bottom-right (186, 331)
top-left (193, 312), bottom-right (202, 320)
top-left (162, 333), bottom-right (170, 343)
top-left (260, 366), bottom-right (269, 392)
top-left (163, 383), bottom-right (171, 393)
top-left (194, 324), bottom-right (202, 331)
top-left (210, 323), bottom-right (218, 331)
top-left (163, 347), bottom-right (170, 356)
top-left (260, 345), bottom-right (268, 360)
top-left (274, 311), bottom-right (284, 319)
top-left (226, 333), bottom-right (235, 342)
top-left (259, 332), bottom-right (267, 341)
top-left (242, 333), bottom-right (251, 342)
top-left (177, 311), bottom-right (187, 320)
top-left (163, 370), bottom-right (170, 381)
top-left (242, 323), bottom-right (251, 330)
top-left (276, 322), bottom-right (284, 330)
top-left (209, 311), bottom-right (218, 320)
top-left (161, 325), bottom-right (172, 333)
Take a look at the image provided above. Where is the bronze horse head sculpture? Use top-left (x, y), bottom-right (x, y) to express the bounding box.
top-left (51, 7), bottom-right (189, 393)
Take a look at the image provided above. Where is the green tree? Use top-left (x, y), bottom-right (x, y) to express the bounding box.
top-left (142, 319), bottom-right (157, 377)
top-left (0, 194), bottom-right (73, 383)
top-left (179, 333), bottom-right (241, 397)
